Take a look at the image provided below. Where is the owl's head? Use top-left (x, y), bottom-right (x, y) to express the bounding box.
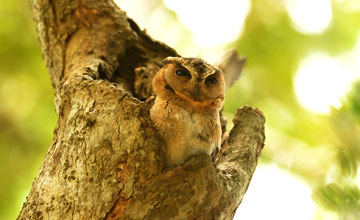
top-left (152, 57), bottom-right (225, 110)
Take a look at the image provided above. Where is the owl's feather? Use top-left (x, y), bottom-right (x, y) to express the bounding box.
top-left (150, 57), bottom-right (225, 167)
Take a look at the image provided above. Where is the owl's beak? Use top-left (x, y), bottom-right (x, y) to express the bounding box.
top-left (192, 86), bottom-right (200, 100)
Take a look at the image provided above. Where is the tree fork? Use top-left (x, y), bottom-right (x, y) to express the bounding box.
top-left (18, 0), bottom-right (265, 219)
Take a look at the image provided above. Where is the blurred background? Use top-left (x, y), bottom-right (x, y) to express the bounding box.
top-left (1, 0), bottom-right (359, 219)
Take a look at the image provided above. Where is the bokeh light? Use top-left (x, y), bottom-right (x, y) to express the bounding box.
top-left (235, 164), bottom-right (316, 220)
top-left (286, 0), bottom-right (333, 34)
top-left (294, 53), bottom-right (355, 114)
top-left (164, 0), bottom-right (251, 46)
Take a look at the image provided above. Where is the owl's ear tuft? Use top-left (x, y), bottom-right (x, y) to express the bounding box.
top-left (162, 56), bottom-right (184, 65)
top-left (162, 57), bottom-right (174, 65)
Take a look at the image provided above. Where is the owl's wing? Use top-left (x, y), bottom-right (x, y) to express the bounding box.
top-left (215, 50), bottom-right (246, 90)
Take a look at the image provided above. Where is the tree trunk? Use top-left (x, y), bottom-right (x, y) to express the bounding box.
top-left (18, 0), bottom-right (265, 219)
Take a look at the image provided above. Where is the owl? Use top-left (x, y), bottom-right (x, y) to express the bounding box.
top-left (150, 57), bottom-right (225, 167)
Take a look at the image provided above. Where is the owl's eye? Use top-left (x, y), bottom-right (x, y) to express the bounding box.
top-left (175, 69), bottom-right (191, 78)
top-left (206, 76), bottom-right (217, 85)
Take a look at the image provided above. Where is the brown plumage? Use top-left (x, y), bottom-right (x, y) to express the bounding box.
top-left (150, 57), bottom-right (225, 167)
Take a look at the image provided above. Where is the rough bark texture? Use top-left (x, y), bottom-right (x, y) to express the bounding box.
top-left (18, 0), bottom-right (265, 219)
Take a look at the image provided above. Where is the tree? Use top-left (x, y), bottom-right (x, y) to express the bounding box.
top-left (17, 0), bottom-right (265, 219)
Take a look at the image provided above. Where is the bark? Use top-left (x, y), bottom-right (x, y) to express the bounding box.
top-left (18, 0), bottom-right (265, 219)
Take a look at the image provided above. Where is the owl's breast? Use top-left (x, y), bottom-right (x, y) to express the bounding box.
top-left (150, 97), bottom-right (221, 166)
top-left (188, 112), bottom-right (221, 152)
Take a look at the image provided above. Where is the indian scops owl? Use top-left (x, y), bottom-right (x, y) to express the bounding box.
top-left (150, 57), bottom-right (225, 167)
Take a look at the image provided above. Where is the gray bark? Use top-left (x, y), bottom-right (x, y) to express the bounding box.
top-left (18, 0), bottom-right (265, 219)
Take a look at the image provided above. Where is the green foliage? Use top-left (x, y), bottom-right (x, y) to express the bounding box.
top-left (223, 0), bottom-right (360, 218)
top-left (347, 82), bottom-right (360, 119)
top-left (332, 81), bottom-right (360, 177)
top-left (0, 0), bottom-right (56, 219)
top-left (314, 183), bottom-right (360, 219)
top-left (311, 82), bottom-right (360, 218)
